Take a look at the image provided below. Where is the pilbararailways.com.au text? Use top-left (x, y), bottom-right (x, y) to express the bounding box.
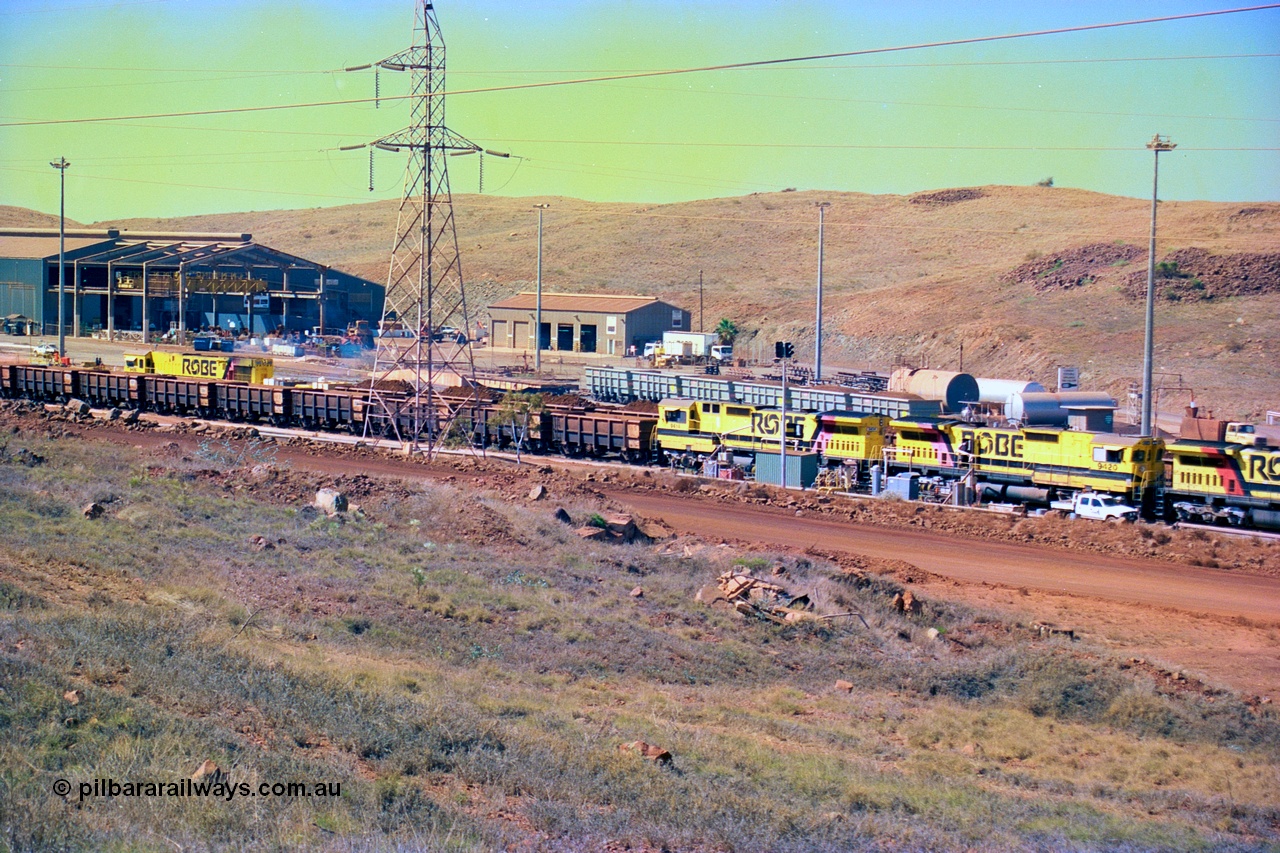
top-left (54, 777), bottom-right (342, 803)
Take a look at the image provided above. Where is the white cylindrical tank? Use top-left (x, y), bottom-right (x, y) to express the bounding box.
top-left (1008, 391), bottom-right (1117, 426)
top-left (974, 378), bottom-right (1046, 405)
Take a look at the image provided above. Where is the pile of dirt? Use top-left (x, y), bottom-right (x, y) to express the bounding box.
top-left (441, 386), bottom-right (503, 403)
top-left (617, 400), bottom-right (659, 415)
top-left (543, 393), bottom-right (592, 410)
top-left (1123, 247), bottom-right (1280, 301)
top-left (370, 379), bottom-right (414, 394)
top-left (1004, 243), bottom-right (1146, 291)
top-left (908, 188), bottom-right (985, 206)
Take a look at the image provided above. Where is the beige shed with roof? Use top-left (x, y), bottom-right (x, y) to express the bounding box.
top-left (487, 292), bottom-right (691, 356)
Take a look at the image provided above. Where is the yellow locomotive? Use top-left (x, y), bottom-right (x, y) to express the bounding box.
top-left (656, 399), bottom-right (888, 470)
top-left (1164, 439), bottom-right (1280, 528)
top-left (887, 418), bottom-right (1163, 504)
top-left (123, 351), bottom-right (274, 385)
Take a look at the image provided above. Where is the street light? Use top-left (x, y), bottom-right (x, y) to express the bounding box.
top-left (815, 201), bottom-right (830, 382)
top-left (533, 203), bottom-right (549, 372)
top-left (1141, 134), bottom-right (1176, 438)
top-left (51, 157), bottom-right (70, 355)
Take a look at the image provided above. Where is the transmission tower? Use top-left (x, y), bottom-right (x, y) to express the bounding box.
top-left (362, 0), bottom-right (481, 453)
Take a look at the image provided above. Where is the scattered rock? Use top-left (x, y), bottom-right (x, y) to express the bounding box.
top-left (191, 759), bottom-right (226, 784)
top-left (834, 680), bottom-right (854, 693)
top-left (121, 409), bottom-right (140, 424)
top-left (630, 586), bottom-right (644, 598)
top-left (892, 590), bottom-right (922, 615)
top-left (4, 448), bottom-right (44, 467)
top-left (635, 518), bottom-right (673, 540)
top-left (528, 484), bottom-right (547, 501)
top-left (576, 526), bottom-right (608, 541)
top-left (64, 399), bottom-right (90, 417)
top-left (1033, 622), bottom-right (1075, 641)
top-left (695, 583), bottom-right (728, 607)
top-left (926, 627), bottom-right (941, 641)
top-left (553, 507), bottom-right (573, 525)
top-left (247, 535), bottom-right (275, 552)
top-left (314, 488), bottom-right (348, 515)
top-left (81, 502), bottom-right (104, 519)
top-left (617, 740), bottom-right (672, 765)
top-left (63, 689), bottom-right (81, 705)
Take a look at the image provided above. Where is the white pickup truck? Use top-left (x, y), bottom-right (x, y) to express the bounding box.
top-left (1050, 492), bottom-right (1139, 522)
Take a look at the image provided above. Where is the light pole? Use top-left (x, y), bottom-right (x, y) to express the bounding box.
top-left (698, 269), bottom-right (704, 333)
top-left (533, 203), bottom-right (549, 372)
top-left (815, 201), bottom-right (830, 383)
top-left (51, 157), bottom-right (70, 355)
top-left (1141, 135), bottom-right (1175, 438)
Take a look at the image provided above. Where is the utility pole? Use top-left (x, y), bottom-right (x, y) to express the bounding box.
top-left (698, 269), bottom-right (703, 333)
top-left (1141, 134), bottom-right (1176, 438)
top-left (51, 157), bottom-right (70, 355)
top-left (815, 201), bottom-right (830, 383)
top-left (534, 203), bottom-right (549, 372)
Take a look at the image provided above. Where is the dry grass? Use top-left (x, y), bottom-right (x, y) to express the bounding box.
top-left (1, 427), bottom-right (1278, 851)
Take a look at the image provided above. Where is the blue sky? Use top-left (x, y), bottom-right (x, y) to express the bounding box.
top-left (1, 0), bottom-right (1277, 220)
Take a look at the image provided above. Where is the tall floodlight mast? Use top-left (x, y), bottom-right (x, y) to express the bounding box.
top-left (363, 1), bottom-right (481, 453)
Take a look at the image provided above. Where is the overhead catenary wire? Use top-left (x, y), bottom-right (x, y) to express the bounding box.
top-left (3, 4), bottom-right (1278, 128)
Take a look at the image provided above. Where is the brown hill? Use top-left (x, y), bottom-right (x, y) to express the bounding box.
top-left (0, 205), bottom-right (83, 229)
top-left (80, 186), bottom-right (1280, 418)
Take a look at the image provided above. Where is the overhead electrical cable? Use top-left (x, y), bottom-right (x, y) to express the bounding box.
top-left (3, 4), bottom-right (1277, 128)
top-left (2, 51), bottom-right (1274, 78)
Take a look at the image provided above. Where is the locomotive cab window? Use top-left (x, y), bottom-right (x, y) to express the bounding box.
top-left (664, 410), bottom-right (687, 424)
top-left (1093, 447), bottom-right (1123, 464)
top-left (703, 403), bottom-right (721, 414)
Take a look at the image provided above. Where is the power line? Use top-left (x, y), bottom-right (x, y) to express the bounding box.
top-left (479, 139), bottom-right (1280, 152)
top-left (3, 51), bottom-right (1274, 79)
top-left (448, 53), bottom-right (1280, 75)
top-left (3, 4), bottom-right (1277, 128)
top-left (568, 79), bottom-right (1280, 124)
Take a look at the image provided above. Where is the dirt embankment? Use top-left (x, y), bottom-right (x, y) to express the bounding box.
top-left (1003, 243), bottom-right (1280, 301)
top-left (1124, 247), bottom-right (1280, 302)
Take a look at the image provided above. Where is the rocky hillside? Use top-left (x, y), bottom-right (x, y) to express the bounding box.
top-left (7, 187), bottom-right (1278, 417)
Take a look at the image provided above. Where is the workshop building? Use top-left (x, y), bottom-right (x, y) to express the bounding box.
top-left (0, 228), bottom-right (383, 341)
top-left (486, 292), bottom-right (691, 356)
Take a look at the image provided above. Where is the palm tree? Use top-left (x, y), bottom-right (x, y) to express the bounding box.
top-left (715, 318), bottom-right (739, 346)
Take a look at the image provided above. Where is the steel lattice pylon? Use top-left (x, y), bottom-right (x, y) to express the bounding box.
top-left (365, 0), bottom-right (481, 453)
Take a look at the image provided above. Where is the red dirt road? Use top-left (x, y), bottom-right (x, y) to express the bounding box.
top-left (609, 490), bottom-right (1280, 624)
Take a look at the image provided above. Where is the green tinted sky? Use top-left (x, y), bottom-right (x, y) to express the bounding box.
top-left (1, 0), bottom-right (1277, 221)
